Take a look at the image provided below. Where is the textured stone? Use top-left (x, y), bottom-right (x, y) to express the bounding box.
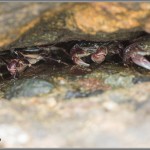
top-left (5, 78), bottom-right (54, 100)
top-left (2, 2), bottom-right (150, 50)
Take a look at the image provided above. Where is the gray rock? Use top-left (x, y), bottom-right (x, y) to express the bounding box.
top-left (5, 78), bottom-right (54, 100)
top-left (104, 74), bottom-right (134, 88)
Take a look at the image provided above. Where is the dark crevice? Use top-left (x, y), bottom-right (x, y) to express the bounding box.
top-left (0, 32), bottom-right (150, 80)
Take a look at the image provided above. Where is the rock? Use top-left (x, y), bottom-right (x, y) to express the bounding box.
top-left (132, 76), bottom-right (150, 84)
top-left (65, 91), bottom-right (88, 99)
top-left (3, 2), bottom-right (150, 50)
top-left (0, 82), bottom-right (150, 147)
top-left (5, 78), bottom-right (54, 100)
top-left (0, 2), bottom-right (150, 148)
top-left (104, 73), bottom-right (134, 88)
top-left (65, 89), bottom-right (103, 100)
top-left (0, 2), bottom-right (60, 49)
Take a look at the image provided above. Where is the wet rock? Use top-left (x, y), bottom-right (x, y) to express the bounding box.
top-left (70, 66), bottom-right (92, 75)
top-left (65, 91), bottom-right (87, 99)
top-left (5, 78), bottom-right (54, 100)
top-left (103, 73), bottom-right (134, 88)
top-left (132, 76), bottom-right (150, 84)
top-left (87, 89), bottom-right (104, 97)
top-left (76, 78), bottom-right (109, 92)
top-left (65, 89), bottom-right (103, 100)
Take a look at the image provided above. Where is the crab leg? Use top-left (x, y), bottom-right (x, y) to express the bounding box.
top-left (91, 46), bottom-right (108, 64)
top-left (72, 53), bottom-right (91, 67)
top-left (131, 51), bottom-right (150, 70)
top-left (71, 44), bottom-right (91, 67)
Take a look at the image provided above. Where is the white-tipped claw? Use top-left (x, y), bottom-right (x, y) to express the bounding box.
top-left (131, 54), bottom-right (150, 70)
top-left (72, 55), bottom-right (90, 67)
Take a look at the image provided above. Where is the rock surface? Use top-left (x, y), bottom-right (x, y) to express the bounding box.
top-left (0, 2), bottom-right (150, 148)
top-left (5, 78), bottom-right (54, 100)
top-left (0, 2), bottom-right (60, 49)
top-left (2, 2), bottom-right (150, 50)
top-left (0, 82), bottom-right (150, 148)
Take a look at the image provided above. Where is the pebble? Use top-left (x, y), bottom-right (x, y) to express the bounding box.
top-left (5, 78), bottom-right (54, 100)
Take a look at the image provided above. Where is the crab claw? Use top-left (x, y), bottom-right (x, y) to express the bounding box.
top-left (131, 52), bottom-right (150, 70)
top-left (72, 54), bottom-right (90, 67)
top-left (91, 46), bottom-right (108, 64)
top-left (71, 44), bottom-right (91, 67)
top-left (124, 44), bottom-right (150, 70)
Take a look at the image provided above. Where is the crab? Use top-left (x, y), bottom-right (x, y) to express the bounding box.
top-left (0, 35), bottom-right (150, 79)
top-left (0, 47), bottom-right (43, 78)
top-left (70, 43), bottom-right (107, 67)
top-left (70, 36), bottom-right (150, 70)
top-left (0, 45), bottom-right (69, 78)
top-left (70, 41), bottom-right (124, 67)
top-left (123, 35), bottom-right (150, 70)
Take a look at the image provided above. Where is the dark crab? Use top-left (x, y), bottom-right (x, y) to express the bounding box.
top-left (70, 36), bottom-right (150, 70)
top-left (70, 41), bottom-right (124, 67)
top-left (0, 45), bottom-right (69, 78)
top-left (123, 35), bottom-right (150, 70)
top-left (0, 35), bottom-right (150, 79)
